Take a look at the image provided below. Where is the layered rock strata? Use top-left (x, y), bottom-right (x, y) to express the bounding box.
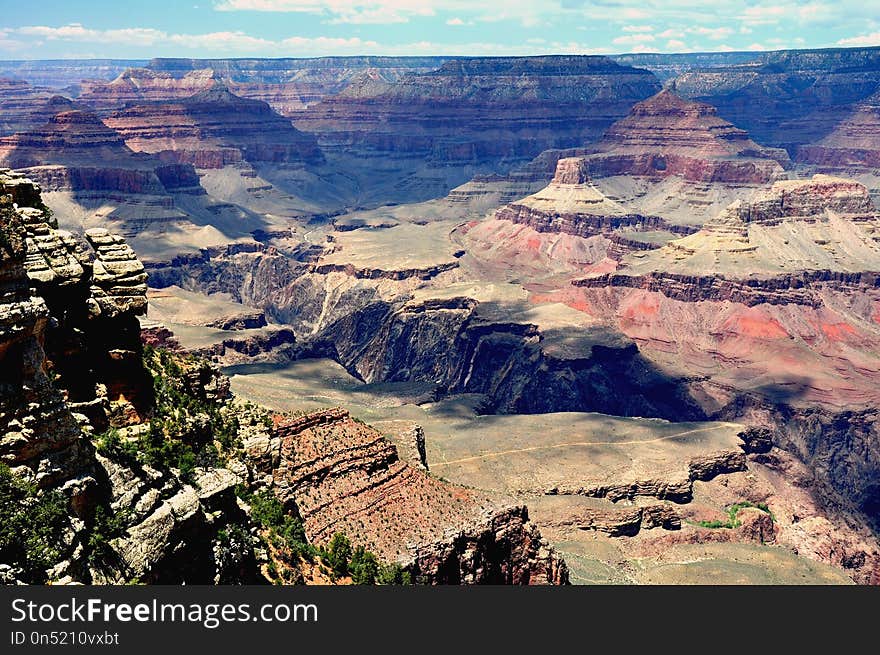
top-left (673, 47), bottom-right (880, 153)
top-left (105, 85), bottom-right (323, 169)
top-left (581, 90), bottom-right (789, 183)
top-left (796, 91), bottom-right (880, 171)
top-left (296, 56), bottom-right (660, 169)
top-left (264, 408), bottom-right (568, 584)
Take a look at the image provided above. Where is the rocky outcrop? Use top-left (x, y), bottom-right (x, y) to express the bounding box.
top-left (2, 173), bottom-right (151, 430)
top-left (577, 175), bottom-right (880, 302)
top-left (797, 91), bottom-right (880, 171)
top-left (85, 228), bottom-right (148, 318)
top-left (552, 477), bottom-right (694, 503)
top-left (268, 408), bottom-right (568, 584)
top-left (673, 47), bottom-right (880, 154)
top-left (688, 450), bottom-right (747, 481)
top-left (296, 56), bottom-right (659, 170)
top-left (493, 156), bottom-right (696, 239)
top-left (192, 326), bottom-right (298, 366)
top-left (399, 424), bottom-right (428, 471)
top-left (205, 311), bottom-right (267, 330)
top-left (145, 56), bottom-right (450, 115)
top-left (0, 106), bottom-right (205, 234)
top-left (548, 504), bottom-right (681, 536)
top-left (742, 175), bottom-right (878, 224)
top-left (318, 296), bottom-right (706, 420)
top-left (581, 90), bottom-right (789, 183)
top-left (0, 175), bottom-right (89, 491)
top-left (105, 84), bottom-right (323, 169)
top-left (311, 260), bottom-right (459, 281)
top-left (573, 269), bottom-right (878, 307)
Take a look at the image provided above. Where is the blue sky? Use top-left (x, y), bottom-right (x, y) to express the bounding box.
top-left (1, 1), bottom-right (879, 59)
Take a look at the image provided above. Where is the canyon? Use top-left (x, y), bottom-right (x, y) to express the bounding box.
top-left (0, 170), bottom-right (567, 585)
top-left (2, 46), bottom-right (880, 585)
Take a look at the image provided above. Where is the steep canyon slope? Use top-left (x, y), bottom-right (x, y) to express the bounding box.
top-left (4, 49), bottom-right (880, 585)
top-left (0, 171), bottom-right (568, 586)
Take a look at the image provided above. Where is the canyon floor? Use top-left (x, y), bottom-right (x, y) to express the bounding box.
top-left (5, 49), bottom-right (880, 585)
top-left (226, 357), bottom-right (850, 584)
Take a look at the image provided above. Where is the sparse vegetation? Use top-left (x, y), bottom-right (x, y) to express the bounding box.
top-left (87, 504), bottom-right (129, 570)
top-left (694, 501), bottom-right (774, 529)
top-left (0, 463), bottom-right (69, 582)
top-left (318, 532), bottom-right (413, 585)
top-left (93, 346), bottom-right (248, 483)
top-left (242, 488), bottom-right (315, 564)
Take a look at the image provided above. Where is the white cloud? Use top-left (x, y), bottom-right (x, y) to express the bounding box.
top-left (687, 26), bottom-right (734, 40)
top-left (15, 24), bottom-right (275, 51)
top-left (446, 17), bottom-right (465, 26)
top-left (622, 25), bottom-right (654, 33)
top-left (657, 28), bottom-right (684, 39)
top-left (837, 31), bottom-right (880, 46)
top-left (612, 33), bottom-right (656, 46)
top-left (739, 2), bottom-right (832, 26)
top-left (665, 39), bottom-right (687, 49)
top-left (215, 0), bottom-right (551, 25)
top-left (5, 21), bottom-right (615, 57)
top-left (619, 8), bottom-right (652, 20)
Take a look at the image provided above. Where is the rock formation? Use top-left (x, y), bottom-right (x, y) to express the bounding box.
top-left (582, 175), bottom-right (880, 282)
top-left (797, 91), bottom-right (880, 171)
top-left (78, 68), bottom-right (220, 111)
top-left (674, 47), bottom-right (880, 154)
top-left (581, 90), bottom-right (789, 183)
top-left (0, 173), bottom-right (89, 491)
top-left (490, 156), bottom-right (691, 242)
top-left (105, 84), bottom-right (323, 169)
top-left (264, 408), bottom-right (567, 584)
top-left (0, 78), bottom-right (56, 136)
top-left (0, 104), bottom-right (206, 236)
top-left (291, 56), bottom-right (659, 201)
top-left (145, 56), bottom-right (450, 115)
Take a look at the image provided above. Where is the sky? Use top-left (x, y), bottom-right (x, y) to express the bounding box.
top-left (1, 1), bottom-right (879, 60)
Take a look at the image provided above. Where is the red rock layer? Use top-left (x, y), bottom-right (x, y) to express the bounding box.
top-left (796, 92), bottom-right (880, 170)
top-left (583, 90), bottom-right (789, 183)
top-left (105, 85), bottom-right (323, 168)
top-left (0, 107), bottom-right (201, 195)
top-left (271, 408), bottom-right (568, 584)
top-left (295, 56), bottom-right (661, 165)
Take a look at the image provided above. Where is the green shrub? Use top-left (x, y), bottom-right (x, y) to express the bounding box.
top-left (87, 505), bottom-right (128, 570)
top-left (695, 501), bottom-right (774, 529)
top-left (244, 489), bottom-right (313, 563)
top-left (321, 533), bottom-right (352, 580)
top-left (377, 563), bottom-right (413, 586)
top-left (349, 545), bottom-right (380, 585)
top-left (248, 490), bottom-right (285, 528)
top-left (0, 463), bottom-right (69, 582)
